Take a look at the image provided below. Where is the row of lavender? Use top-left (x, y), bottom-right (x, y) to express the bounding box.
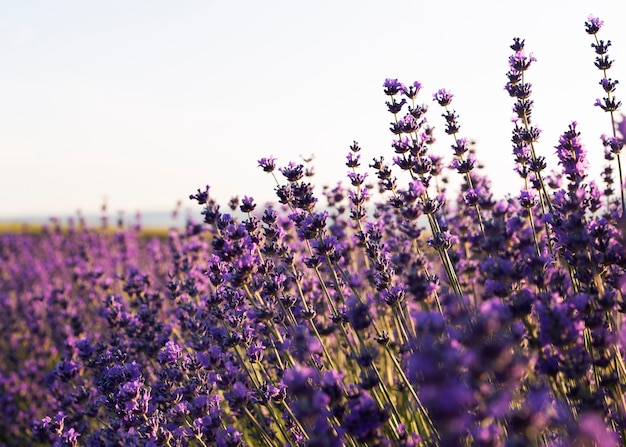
top-left (3, 15), bottom-right (626, 446)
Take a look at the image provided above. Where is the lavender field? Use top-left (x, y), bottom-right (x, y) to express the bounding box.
top-left (4, 15), bottom-right (626, 446)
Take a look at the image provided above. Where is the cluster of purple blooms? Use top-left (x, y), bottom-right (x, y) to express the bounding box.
top-left (3, 15), bottom-right (626, 447)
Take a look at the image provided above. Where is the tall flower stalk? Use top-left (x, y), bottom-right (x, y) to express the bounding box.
top-left (433, 88), bottom-right (486, 239)
top-left (384, 79), bottom-right (464, 298)
top-left (586, 15), bottom-right (625, 212)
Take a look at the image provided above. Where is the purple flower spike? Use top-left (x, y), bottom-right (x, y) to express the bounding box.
top-left (585, 15), bottom-right (604, 34)
top-left (257, 156), bottom-right (277, 173)
top-left (383, 78), bottom-right (402, 96)
top-left (10, 15), bottom-right (626, 447)
top-left (555, 121), bottom-right (589, 184)
top-left (518, 190), bottom-right (538, 209)
top-left (433, 88), bottom-right (454, 106)
top-left (400, 81), bottom-right (422, 99)
top-left (510, 37), bottom-right (525, 51)
top-left (279, 162), bottom-right (305, 182)
top-left (240, 196), bottom-right (256, 213)
top-left (190, 185), bottom-right (210, 205)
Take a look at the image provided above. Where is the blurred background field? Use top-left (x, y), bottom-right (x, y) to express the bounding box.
top-left (0, 210), bottom-right (189, 237)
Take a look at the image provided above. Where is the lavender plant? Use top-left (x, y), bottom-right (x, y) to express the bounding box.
top-left (2, 14), bottom-right (626, 447)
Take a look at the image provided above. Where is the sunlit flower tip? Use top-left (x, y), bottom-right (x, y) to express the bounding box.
top-left (510, 37), bottom-right (525, 51)
top-left (279, 162), bottom-right (305, 182)
top-left (239, 196), bottom-right (256, 213)
top-left (349, 141), bottom-right (362, 152)
top-left (189, 185), bottom-right (210, 204)
top-left (257, 156), bottom-right (277, 172)
top-left (433, 88), bottom-right (454, 106)
top-left (383, 78), bottom-right (402, 96)
top-left (585, 15), bottom-right (604, 34)
top-left (400, 81), bottom-right (422, 99)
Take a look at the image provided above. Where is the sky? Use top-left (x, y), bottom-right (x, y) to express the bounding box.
top-left (2, 0), bottom-right (626, 220)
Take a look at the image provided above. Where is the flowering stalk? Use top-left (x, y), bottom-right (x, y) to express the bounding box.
top-left (506, 39), bottom-right (553, 214)
top-left (263, 156), bottom-right (437, 440)
top-left (586, 15), bottom-right (625, 212)
top-left (384, 79), bottom-right (464, 298)
top-left (433, 88), bottom-right (486, 239)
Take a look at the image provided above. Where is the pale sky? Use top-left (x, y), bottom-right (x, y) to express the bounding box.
top-left (2, 0), bottom-right (626, 218)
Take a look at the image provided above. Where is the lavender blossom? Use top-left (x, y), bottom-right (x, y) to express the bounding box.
top-left (5, 13), bottom-right (626, 447)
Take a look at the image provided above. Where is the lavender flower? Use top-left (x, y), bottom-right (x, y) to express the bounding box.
top-left (5, 13), bottom-right (626, 447)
